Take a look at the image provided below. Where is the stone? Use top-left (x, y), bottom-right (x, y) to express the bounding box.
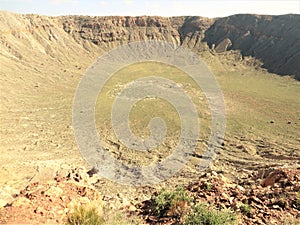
top-left (12, 196), bottom-right (31, 207)
top-left (237, 185), bottom-right (245, 192)
top-left (128, 205), bottom-right (137, 211)
top-left (262, 170), bottom-right (285, 187)
top-left (215, 38), bottom-right (232, 53)
top-left (44, 186), bottom-right (63, 197)
top-left (87, 167), bottom-right (99, 177)
top-left (221, 192), bottom-right (230, 200)
top-left (211, 171), bottom-right (218, 177)
top-left (0, 194), bottom-right (14, 207)
top-left (229, 197), bottom-right (235, 204)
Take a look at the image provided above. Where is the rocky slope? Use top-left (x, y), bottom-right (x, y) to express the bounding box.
top-left (0, 166), bottom-right (299, 224)
top-left (204, 14), bottom-right (300, 79)
top-left (1, 11), bottom-right (299, 79)
top-left (58, 14), bottom-right (300, 79)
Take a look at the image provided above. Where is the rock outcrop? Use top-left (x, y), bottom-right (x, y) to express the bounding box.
top-left (1, 167), bottom-right (298, 224)
top-left (204, 14), bottom-right (300, 79)
top-left (139, 168), bottom-right (300, 225)
top-left (0, 167), bottom-right (104, 224)
top-left (1, 11), bottom-right (299, 79)
top-left (59, 16), bottom-right (182, 48)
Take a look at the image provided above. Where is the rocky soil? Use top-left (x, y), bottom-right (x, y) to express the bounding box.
top-left (0, 167), bottom-right (299, 224)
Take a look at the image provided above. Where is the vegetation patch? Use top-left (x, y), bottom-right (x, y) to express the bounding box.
top-left (239, 203), bottom-right (252, 217)
top-left (184, 203), bottom-right (237, 225)
top-left (66, 205), bottom-right (104, 225)
top-left (146, 187), bottom-right (237, 224)
top-left (152, 187), bottom-right (192, 218)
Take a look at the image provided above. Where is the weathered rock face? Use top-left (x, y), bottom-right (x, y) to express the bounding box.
top-left (59, 16), bottom-right (185, 48)
top-left (214, 38), bottom-right (232, 53)
top-left (0, 11), bottom-right (299, 79)
top-left (203, 14), bottom-right (300, 79)
top-left (59, 14), bottom-right (300, 79)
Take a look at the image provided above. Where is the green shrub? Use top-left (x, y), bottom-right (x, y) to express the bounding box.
top-left (184, 203), bottom-right (236, 225)
top-left (152, 187), bottom-right (192, 217)
top-left (66, 205), bottom-right (104, 225)
top-left (240, 204), bottom-right (252, 216)
top-left (204, 182), bottom-right (212, 191)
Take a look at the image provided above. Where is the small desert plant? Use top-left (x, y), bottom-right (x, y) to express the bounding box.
top-left (152, 187), bottom-right (192, 218)
top-left (184, 203), bottom-right (237, 225)
top-left (204, 182), bottom-right (212, 191)
top-left (239, 203), bottom-right (252, 216)
top-left (66, 205), bottom-right (104, 225)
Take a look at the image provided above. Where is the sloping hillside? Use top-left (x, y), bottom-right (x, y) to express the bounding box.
top-left (0, 10), bottom-right (299, 205)
top-left (203, 14), bottom-right (300, 79)
top-left (1, 11), bottom-right (299, 78)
